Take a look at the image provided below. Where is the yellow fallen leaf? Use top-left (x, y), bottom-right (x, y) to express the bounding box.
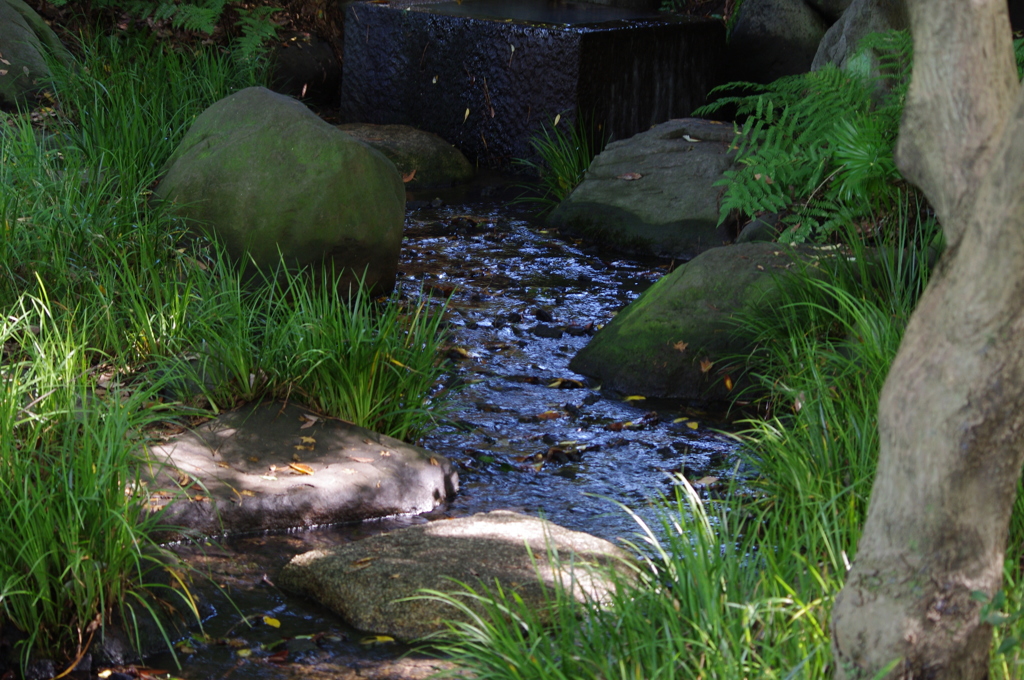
top-left (553, 113), bottom-right (561, 127)
top-left (700, 358), bottom-right (714, 374)
top-left (360, 635), bottom-right (394, 646)
top-left (240, 489), bottom-right (256, 497)
top-left (262, 615), bottom-right (281, 628)
top-left (724, 375), bottom-right (734, 391)
top-left (624, 395), bottom-right (646, 402)
top-left (673, 341), bottom-right (688, 352)
top-left (429, 456), bottom-right (440, 466)
top-left (686, 421), bottom-right (699, 430)
top-left (351, 556), bottom-right (376, 568)
top-left (288, 463), bottom-right (315, 475)
top-left (248, 456), bottom-right (260, 463)
top-left (217, 462), bottom-right (231, 469)
top-left (463, 108), bottom-right (470, 123)
top-left (299, 436), bottom-right (316, 445)
top-left (294, 444), bottom-right (314, 451)
top-left (236, 648), bottom-right (253, 658)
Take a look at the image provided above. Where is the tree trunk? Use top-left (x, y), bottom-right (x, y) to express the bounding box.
top-left (830, 1), bottom-right (1024, 678)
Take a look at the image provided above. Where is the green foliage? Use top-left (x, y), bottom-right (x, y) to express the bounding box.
top-left (48, 0), bottom-right (279, 58)
top-left (697, 30), bottom-right (913, 243)
top-left (514, 115), bottom-right (605, 215)
top-left (0, 33), bottom-right (450, 669)
top-left (0, 301), bottom-right (199, 669)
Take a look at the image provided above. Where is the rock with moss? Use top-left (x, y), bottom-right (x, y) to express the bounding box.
top-left (338, 123), bottom-right (475, 189)
top-left (0, 0), bottom-right (73, 110)
top-left (155, 87), bottom-right (405, 293)
top-left (547, 118), bottom-right (736, 259)
top-left (569, 243), bottom-right (820, 404)
top-left (278, 510), bottom-right (633, 641)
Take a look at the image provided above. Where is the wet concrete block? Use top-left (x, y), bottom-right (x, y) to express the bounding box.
top-left (340, 0), bottom-right (725, 169)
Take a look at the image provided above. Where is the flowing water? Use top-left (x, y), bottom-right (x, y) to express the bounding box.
top-left (148, 179), bottom-right (743, 679)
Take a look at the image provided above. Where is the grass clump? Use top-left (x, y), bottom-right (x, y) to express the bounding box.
top-left (0, 31), bottom-right (450, 672)
top-left (514, 114), bottom-right (605, 215)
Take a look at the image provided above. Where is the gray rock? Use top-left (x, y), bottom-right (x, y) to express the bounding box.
top-left (812, 0), bottom-right (908, 71)
top-left (337, 123), bottom-right (475, 190)
top-left (0, 0), bottom-right (72, 109)
top-left (547, 118), bottom-right (736, 259)
top-left (569, 243), bottom-right (821, 404)
top-left (143, 402), bottom-right (458, 538)
top-left (727, 0), bottom-right (830, 83)
top-left (804, 0), bottom-right (853, 22)
top-left (735, 213), bottom-right (781, 243)
top-left (278, 510), bottom-right (634, 641)
top-left (154, 87), bottom-right (405, 294)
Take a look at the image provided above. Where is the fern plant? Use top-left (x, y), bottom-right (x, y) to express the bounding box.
top-left (46, 0), bottom-right (280, 59)
top-left (697, 30), bottom-right (913, 243)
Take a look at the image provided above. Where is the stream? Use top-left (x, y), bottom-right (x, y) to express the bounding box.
top-left (147, 177), bottom-right (743, 680)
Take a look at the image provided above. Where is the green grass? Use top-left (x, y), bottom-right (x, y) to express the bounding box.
top-left (514, 115), bottom-right (605, 215)
top-left (0, 31), bottom-right (452, 671)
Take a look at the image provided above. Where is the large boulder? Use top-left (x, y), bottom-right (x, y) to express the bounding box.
top-left (547, 118), bottom-right (736, 259)
top-left (278, 510), bottom-right (633, 641)
top-left (0, 0), bottom-right (72, 110)
top-left (155, 87), bottom-right (405, 293)
top-left (337, 123), bottom-right (475, 190)
top-left (811, 0), bottom-right (909, 71)
top-left (144, 402), bottom-right (458, 538)
top-left (569, 243), bottom-right (817, 404)
top-left (726, 0), bottom-right (832, 83)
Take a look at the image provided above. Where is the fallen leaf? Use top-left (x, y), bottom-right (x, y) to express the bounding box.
top-left (260, 475), bottom-right (278, 481)
top-left (299, 414), bottom-right (318, 429)
top-left (240, 490), bottom-right (256, 497)
top-left (673, 341), bottom-right (689, 352)
top-left (700, 358), bottom-right (714, 374)
top-left (616, 172), bottom-right (643, 181)
top-left (695, 476), bottom-right (719, 486)
top-left (379, 450), bottom-right (391, 457)
top-left (402, 169), bottom-right (418, 183)
top-left (682, 134), bottom-right (701, 142)
top-left (262, 615), bottom-right (281, 628)
top-left (624, 395), bottom-right (646, 402)
top-left (236, 648), bottom-right (253, 658)
top-left (360, 635), bottom-right (395, 646)
top-left (686, 421), bottom-right (699, 430)
top-left (553, 113), bottom-right (561, 127)
top-left (537, 410), bottom-right (563, 420)
top-left (248, 456), bottom-right (260, 463)
top-left (463, 107), bottom-right (470, 123)
top-left (217, 462), bottom-right (231, 469)
top-left (351, 556), bottom-right (376, 569)
top-left (429, 456), bottom-right (440, 466)
top-left (724, 375), bottom-right (734, 391)
top-left (288, 463), bottom-right (315, 475)
top-left (299, 436), bottom-right (316, 444)
top-left (294, 444), bottom-right (314, 451)
top-left (348, 456), bottom-right (373, 463)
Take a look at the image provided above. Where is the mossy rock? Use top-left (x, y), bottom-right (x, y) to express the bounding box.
top-left (0, 0), bottom-right (73, 110)
top-left (337, 123), bottom-right (475, 190)
top-left (569, 242), bottom-right (821, 404)
top-left (155, 87), bottom-right (405, 293)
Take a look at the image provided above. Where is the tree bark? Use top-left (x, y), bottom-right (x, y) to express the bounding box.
top-left (830, 1), bottom-right (1024, 679)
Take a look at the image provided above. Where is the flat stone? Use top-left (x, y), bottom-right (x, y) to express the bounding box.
top-left (548, 118), bottom-right (736, 259)
top-left (337, 123), bottom-right (475, 189)
top-left (278, 510), bottom-right (634, 641)
top-left (143, 402), bottom-right (458, 538)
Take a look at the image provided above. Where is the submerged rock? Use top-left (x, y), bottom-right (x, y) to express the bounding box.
top-left (278, 510), bottom-right (634, 641)
top-left (144, 402), bottom-right (458, 538)
top-left (570, 243), bottom-right (819, 404)
top-left (548, 118), bottom-right (736, 259)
